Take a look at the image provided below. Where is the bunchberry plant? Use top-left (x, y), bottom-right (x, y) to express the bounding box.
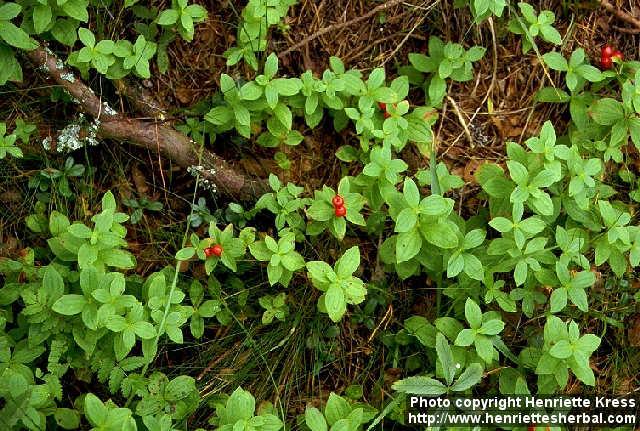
top-left (258, 292), bottom-right (288, 324)
top-left (123, 196), bottom-right (163, 224)
top-left (157, 0), bottom-right (207, 42)
top-left (406, 36), bottom-right (485, 106)
top-left (1, 0), bottom-right (637, 428)
top-left (508, 2), bottom-right (563, 53)
top-left (224, 0), bottom-right (297, 70)
top-left (306, 246), bottom-right (365, 322)
top-left (0, 121), bottom-right (22, 158)
top-left (249, 230), bottom-right (305, 287)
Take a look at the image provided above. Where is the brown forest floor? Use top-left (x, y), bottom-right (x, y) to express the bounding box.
top-left (1, 0), bottom-right (640, 425)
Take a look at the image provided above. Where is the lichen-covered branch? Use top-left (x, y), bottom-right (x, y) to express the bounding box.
top-left (27, 46), bottom-right (268, 201)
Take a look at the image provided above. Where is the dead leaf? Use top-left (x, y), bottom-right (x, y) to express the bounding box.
top-left (131, 164), bottom-right (149, 195)
top-left (628, 315), bottom-right (640, 347)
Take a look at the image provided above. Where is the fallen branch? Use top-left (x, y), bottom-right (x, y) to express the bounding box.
top-left (600, 0), bottom-right (640, 31)
top-left (278, 0), bottom-right (407, 58)
top-left (27, 47), bottom-right (268, 201)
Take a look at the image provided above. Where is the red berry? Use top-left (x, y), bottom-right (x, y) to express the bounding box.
top-left (334, 205), bottom-right (346, 217)
top-left (600, 56), bottom-right (613, 70)
top-left (601, 45), bottom-right (615, 58)
top-left (528, 426), bottom-right (536, 431)
top-left (332, 195), bottom-right (344, 207)
top-left (612, 50), bottom-right (624, 62)
top-left (383, 111), bottom-right (391, 119)
top-left (205, 244), bottom-right (223, 257)
top-left (378, 102), bottom-right (386, 111)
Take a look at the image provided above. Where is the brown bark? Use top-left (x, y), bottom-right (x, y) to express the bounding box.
top-left (600, 0), bottom-right (640, 31)
top-left (27, 47), bottom-right (268, 201)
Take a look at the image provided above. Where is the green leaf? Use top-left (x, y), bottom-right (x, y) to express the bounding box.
top-left (305, 407), bottom-right (328, 431)
top-left (226, 387), bottom-right (255, 422)
top-left (133, 321), bottom-right (156, 339)
top-left (550, 288), bottom-right (567, 313)
top-left (549, 340), bottom-right (573, 359)
top-left (455, 328), bottom-right (476, 347)
top-left (506, 160), bottom-right (528, 184)
top-left (435, 332), bottom-right (455, 385)
top-left (51, 19), bottom-right (77, 45)
top-left (542, 52), bottom-right (567, 71)
top-left (447, 254), bottom-right (464, 277)
top-left (50, 211), bottom-right (70, 235)
top-left (464, 298), bottom-right (482, 329)
top-left (474, 335), bottom-right (495, 363)
top-left (489, 217), bottom-right (513, 233)
top-left (325, 285), bottom-right (346, 322)
top-left (54, 408), bottom-right (81, 430)
top-left (462, 254), bottom-right (484, 281)
top-left (463, 229), bottom-right (485, 249)
top-left (591, 98), bottom-right (624, 125)
top-left (61, 0), bottom-right (88, 22)
top-left (536, 87), bottom-right (570, 103)
top-left (157, 9), bottom-right (179, 25)
top-left (84, 394), bottom-right (107, 426)
top-left (421, 220), bottom-right (458, 249)
top-left (175, 247), bottom-right (195, 261)
top-left (450, 363), bottom-right (484, 391)
top-left (264, 53), bottom-right (278, 78)
top-left (391, 376), bottom-right (448, 395)
top-left (52, 294), bottom-right (87, 315)
top-left (396, 230), bottom-right (422, 263)
top-left (0, 3), bottom-right (21, 20)
top-left (164, 375), bottom-right (196, 402)
top-left (325, 393), bottom-right (351, 426)
top-left (335, 246), bottom-right (360, 278)
top-left (33, 5), bottom-right (53, 34)
top-left (575, 334), bottom-right (600, 353)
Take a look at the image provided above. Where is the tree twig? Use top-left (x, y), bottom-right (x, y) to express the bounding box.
top-left (27, 47), bottom-right (268, 201)
top-left (600, 0), bottom-right (640, 30)
top-left (278, 0), bottom-right (408, 58)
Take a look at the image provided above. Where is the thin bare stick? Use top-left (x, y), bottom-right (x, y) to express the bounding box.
top-left (447, 95), bottom-right (474, 148)
top-left (278, 0), bottom-right (409, 58)
top-left (451, 16), bottom-right (498, 147)
top-left (600, 0), bottom-right (640, 30)
top-left (27, 47), bottom-right (268, 201)
top-left (379, 0), bottom-right (438, 66)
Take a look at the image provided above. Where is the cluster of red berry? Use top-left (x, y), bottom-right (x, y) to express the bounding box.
top-left (332, 195), bottom-right (346, 217)
top-left (204, 244), bottom-right (223, 257)
top-left (378, 102), bottom-right (391, 119)
top-left (600, 44), bottom-right (623, 70)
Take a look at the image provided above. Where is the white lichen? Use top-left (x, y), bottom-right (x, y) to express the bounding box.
top-left (46, 114), bottom-right (102, 153)
top-left (60, 72), bottom-right (75, 83)
top-left (42, 136), bottom-right (52, 151)
top-left (102, 102), bottom-right (117, 116)
top-left (56, 123), bottom-right (83, 153)
top-left (56, 59), bottom-right (64, 70)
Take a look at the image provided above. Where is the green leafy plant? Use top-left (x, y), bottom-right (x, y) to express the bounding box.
top-left (406, 36), bottom-right (485, 106)
top-left (258, 292), bottom-right (288, 324)
top-left (249, 230), bottom-right (305, 287)
top-left (534, 316), bottom-right (601, 390)
top-left (157, 0), bottom-right (207, 42)
top-left (0, 121), bottom-right (22, 158)
top-left (211, 387), bottom-right (283, 431)
top-left (122, 196), bottom-right (163, 224)
top-left (508, 2), bottom-right (563, 53)
top-left (224, 0), bottom-right (297, 70)
top-left (306, 246), bottom-right (365, 322)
